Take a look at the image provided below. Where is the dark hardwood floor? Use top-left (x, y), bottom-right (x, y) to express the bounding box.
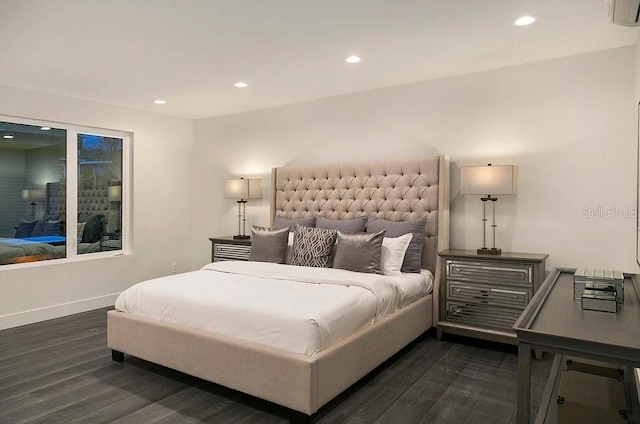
top-left (0, 308), bottom-right (552, 423)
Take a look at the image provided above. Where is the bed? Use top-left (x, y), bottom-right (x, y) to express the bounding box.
top-left (0, 181), bottom-right (113, 265)
top-left (107, 155), bottom-right (450, 422)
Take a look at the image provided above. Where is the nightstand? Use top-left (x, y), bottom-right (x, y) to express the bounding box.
top-left (437, 249), bottom-right (548, 345)
top-left (209, 236), bottom-right (252, 262)
top-left (100, 234), bottom-right (122, 251)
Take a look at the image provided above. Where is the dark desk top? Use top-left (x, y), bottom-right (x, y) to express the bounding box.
top-left (514, 268), bottom-right (640, 365)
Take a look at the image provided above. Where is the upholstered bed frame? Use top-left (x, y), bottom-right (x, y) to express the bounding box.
top-left (107, 155), bottom-right (450, 422)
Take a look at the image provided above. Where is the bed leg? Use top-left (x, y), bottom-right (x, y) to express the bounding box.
top-left (289, 410), bottom-right (311, 424)
top-left (111, 349), bottom-right (124, 362)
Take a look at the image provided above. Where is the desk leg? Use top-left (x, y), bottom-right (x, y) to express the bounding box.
top-left (518, 342), bottom-right (532, 424)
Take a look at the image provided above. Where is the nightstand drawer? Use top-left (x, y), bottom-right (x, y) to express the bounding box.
top-left (214, 243), bottom-right (251, 260)
top-left (446, 260), bottom-right (532, 287)
top-left (448, 282), bottom-right (530, 307)
top-left (446, 301), bottom-right (524, 329)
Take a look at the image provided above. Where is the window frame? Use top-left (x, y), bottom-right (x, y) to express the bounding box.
top-left (0, 114), bottom-right (132, 269)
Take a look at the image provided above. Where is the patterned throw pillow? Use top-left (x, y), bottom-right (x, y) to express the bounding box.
top-left (291, 224), bottom-right (337, 268)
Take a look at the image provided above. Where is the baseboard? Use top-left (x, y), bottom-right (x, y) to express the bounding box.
top-left (0, 293), bottom-right (120, 330)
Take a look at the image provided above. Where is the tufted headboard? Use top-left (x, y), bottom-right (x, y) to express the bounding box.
top-left (270, 156), bottom-right (450, 322)
top-left (46, 181), bottom-right (110, 221)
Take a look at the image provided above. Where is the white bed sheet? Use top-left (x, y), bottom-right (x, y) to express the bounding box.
top-left (115, 261), bottom-right (432, 356)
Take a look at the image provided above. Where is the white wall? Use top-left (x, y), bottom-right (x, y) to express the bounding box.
top-left (2, 45), bottom-right (635, 329)
top-left (0, 85), bottom-right (195, 329)
top-left (193, 46), bottom-right (637, 274)
top-left (636, 34), bottom-right (640, 101)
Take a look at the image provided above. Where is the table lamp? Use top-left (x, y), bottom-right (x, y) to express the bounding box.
top-left (22, 189), bottom-right (45, 220)
top-left (224, 177), bottom-right (262, 239)
top-left (460, 164), bottom-right (515, 255)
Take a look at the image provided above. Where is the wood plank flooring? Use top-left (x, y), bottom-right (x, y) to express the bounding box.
top-left (0, 308), bottom-right (552, 423)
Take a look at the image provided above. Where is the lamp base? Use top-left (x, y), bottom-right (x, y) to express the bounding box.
top-left (233, 235), bottom-right (251, 240)
top-left (477, 248), bottom-right (501, 255)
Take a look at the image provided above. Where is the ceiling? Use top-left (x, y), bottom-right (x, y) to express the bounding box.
top-left (1, 0), bottom-right (638, 120)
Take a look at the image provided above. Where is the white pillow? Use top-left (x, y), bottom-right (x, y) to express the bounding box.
top-left (285, 232), bottom-right (295, 264)
top-left (380, 233), bottom-right (413, 275)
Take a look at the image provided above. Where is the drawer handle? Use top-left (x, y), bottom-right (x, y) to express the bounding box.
top-left (454, 288), bottom-right (462, 293)
top-left (452, 307), bottom-right (462, 314)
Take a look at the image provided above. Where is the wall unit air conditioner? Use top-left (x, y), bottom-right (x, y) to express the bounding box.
top-left (609, 0), bottom-right (640, 26)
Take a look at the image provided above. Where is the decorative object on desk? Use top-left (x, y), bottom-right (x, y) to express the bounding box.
top-left (460, 164), bottom-right (516, 255)
top-left (22, 189), bottom-right (45, 220)
top-left (573, 269), bottom-right (624, 313)
top-left (224, 177), bottom-right (262, 239)
top-left (581, 289), bottom-right (617, 313)
top-left (573, 268), bottom-right (624, 303)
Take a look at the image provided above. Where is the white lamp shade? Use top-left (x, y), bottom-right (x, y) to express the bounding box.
top-left (460, 165), bottom-right (516, 196)
top-left (108, 185), bottom-right (122, 202)
top-left (224, 178), bottom-right (262, 200)
top-left (22, 189), bottom-right (45, 202)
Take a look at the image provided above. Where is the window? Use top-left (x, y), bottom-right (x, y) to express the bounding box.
top-left (0, 117), bottom-right (130, 267)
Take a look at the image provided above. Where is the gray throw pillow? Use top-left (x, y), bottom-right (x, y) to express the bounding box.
top-left (291, 225), bottom-right (337, 268)
top-left (14, 219), bottom-right (38, 238)
top-left (249, 226), bottom-right (290, 263)
top-left (366, 217), bottom-right (427, 273)
top-left (82, 214), bottom-right (106, 243)
top-left (333, 230), bottom-right (386, 274)
top-left (316, 216), bottom-right (367, 233)
top-left (273, 216), bottom-right (315, 231)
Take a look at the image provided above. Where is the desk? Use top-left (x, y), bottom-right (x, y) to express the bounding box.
top-left (513, 268), bottom-right (640, 424)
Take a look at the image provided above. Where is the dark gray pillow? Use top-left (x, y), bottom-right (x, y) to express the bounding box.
top-left (366, 217), bottom-right (427, 273)
top-left (14, 220), bottom-right (37, 238)
top-left (291, 224), bottom-right (337, 268)
top-left (31, 215), bottom-right (60, 237)
top-left (273, 216), bottom-right (315, 231)
top-left (42, 219), bottom-right (62, 236)
top-left (333, 230), bottom-right (386, 274)
top-left (316, 216), bottom-right (367, 233)
top-left (249, 226), bottom-right (290, 263)
top-left (82, 214), bottom-right (105, 243)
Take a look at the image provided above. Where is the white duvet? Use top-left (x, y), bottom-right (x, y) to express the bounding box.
top-left (115, 261), bottom-right (432, 356)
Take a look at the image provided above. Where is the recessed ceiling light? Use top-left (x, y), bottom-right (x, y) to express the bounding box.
top-left (345, 56), bottom-right (361, 63)
top-left (40, 127), bottom-right (51, 131)
top-left (153, 99), bottom-right (166, 105)
top-left (514, 15), bottom-right (537, 26)
top-left (234, 82), bottom-right (248, 88)
top-left (3, 135), bottom-right (14, 139)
